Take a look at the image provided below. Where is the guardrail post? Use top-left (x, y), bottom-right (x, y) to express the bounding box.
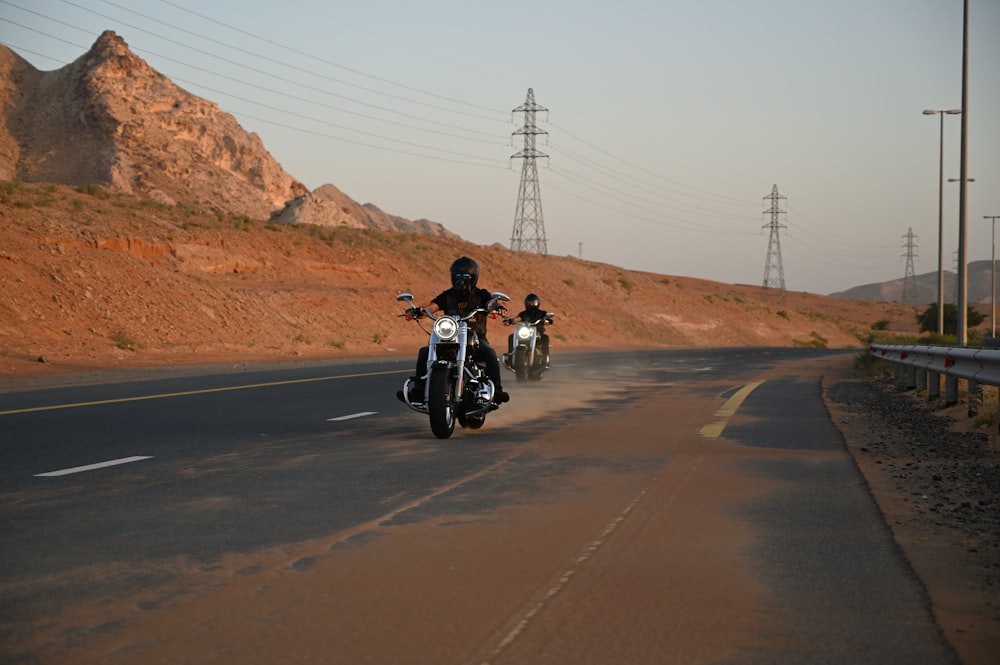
top-left (945, 375), bottom-right (959, 406)
top-left (904, 364), bottom-right (916, 390)
top-left (968, 378), bottom-right (981, 417)
top-left (916, 367), bottom-right (927, 393)
top-left (928, 370), bottom-right (941, 400)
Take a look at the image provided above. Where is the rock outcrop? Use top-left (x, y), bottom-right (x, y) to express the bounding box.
top-left (271, 184), bottom-right (459, 238)
top-left (0, 31), bottom-right (454, 236)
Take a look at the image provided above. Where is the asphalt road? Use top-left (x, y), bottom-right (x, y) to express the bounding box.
top-left (0, 349), bottom-right (960, 664)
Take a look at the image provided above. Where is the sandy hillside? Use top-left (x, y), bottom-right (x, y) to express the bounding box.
top-left (0, 182), bottom-right (922, 380)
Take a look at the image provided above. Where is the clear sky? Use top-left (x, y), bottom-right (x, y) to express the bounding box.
top-left (2, 0), bottom-right (998, 295)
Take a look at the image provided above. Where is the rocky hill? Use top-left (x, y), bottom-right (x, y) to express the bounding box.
top-left (0, 182), bottom-right (920, 380)
top-left (0, 31), bottom-right (453, 237)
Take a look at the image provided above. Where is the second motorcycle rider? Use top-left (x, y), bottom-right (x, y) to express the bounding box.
top-left (507, 292), bottom-right (553, 368)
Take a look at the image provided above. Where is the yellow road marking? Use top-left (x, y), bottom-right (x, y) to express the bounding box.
top-left (698, 380), bottom-right (764, 439)
top-left (0, 369), bottom-right (409, 415)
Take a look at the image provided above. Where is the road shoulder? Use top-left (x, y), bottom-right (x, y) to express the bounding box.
top-left (821, 356), bottom-right (1000, 665)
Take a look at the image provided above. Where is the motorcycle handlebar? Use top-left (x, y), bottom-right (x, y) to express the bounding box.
top-left (502, 317), bottom-right (553, 326)
top-left (396, 296), bottom-right (504, 323)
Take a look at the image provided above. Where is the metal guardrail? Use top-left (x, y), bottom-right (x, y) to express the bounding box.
top-left (869, 343), bottom-right (1000, 423)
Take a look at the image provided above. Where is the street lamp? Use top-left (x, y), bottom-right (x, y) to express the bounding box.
top-left (924, 108), bottom-right (962, 334)
top-left (987, 215), bottom-right (1000, 339)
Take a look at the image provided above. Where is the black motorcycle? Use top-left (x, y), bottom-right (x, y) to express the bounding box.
top-left (396, 291), bottom-right (510, 439)
top-left (503, 313), bottom-right (553, 382)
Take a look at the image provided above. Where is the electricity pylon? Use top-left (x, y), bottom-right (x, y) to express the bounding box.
top-left (901, 227), bottom-right (919, 306)
top-left (510, 88), bottom-right (548, 254)
top-left (762, 184), bottom-right (787, 291)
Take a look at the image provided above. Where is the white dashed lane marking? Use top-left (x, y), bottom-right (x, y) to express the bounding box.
top-left (327, 411), bottom-right (377, 422)
top-left (35, 456), bottom-right (153, 477)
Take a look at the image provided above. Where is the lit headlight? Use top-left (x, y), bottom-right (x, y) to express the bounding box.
top-left (516, 325), bottom-right (533, 340)
top-left (433, 316), bottom-right (458, 341)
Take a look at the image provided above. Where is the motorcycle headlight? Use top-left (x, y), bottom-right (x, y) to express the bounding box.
top-left (516, 325), bottom-right (533, 340)
top-left (433, 316), bottom-right (458, 341)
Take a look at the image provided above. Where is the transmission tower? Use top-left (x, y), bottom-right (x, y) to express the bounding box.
top-left (761, 184), bottom-right (787, 291)
top-left (901, 227), bottom-right (919, 306)
top-left (510, 88), bottom-right (548, 254)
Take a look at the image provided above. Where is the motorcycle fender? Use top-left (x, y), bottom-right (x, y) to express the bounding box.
top-left (432, 359), bottom-right (462, 401)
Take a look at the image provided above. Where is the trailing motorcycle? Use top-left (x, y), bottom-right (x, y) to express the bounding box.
top-left (503, 313), bottom-right (554, 382)
top-left (396, 291), bottom-right (510, 439)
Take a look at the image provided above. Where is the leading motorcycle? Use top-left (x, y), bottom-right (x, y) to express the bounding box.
top-left (502, 313), bottom-right (554, 382)
top-left (396, 291), bottom-right (510, 439)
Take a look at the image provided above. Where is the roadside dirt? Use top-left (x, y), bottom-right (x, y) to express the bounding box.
top-left (0, 183), bottom-right (921, 383)
top-left (823, 360), bottom-right (1000, 665)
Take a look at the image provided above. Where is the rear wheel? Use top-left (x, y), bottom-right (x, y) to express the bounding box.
top-left (428, 365), bottom-right (456, 439)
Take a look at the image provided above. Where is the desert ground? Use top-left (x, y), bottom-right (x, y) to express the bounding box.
top-left (0, 182), bottom-right (923, 382)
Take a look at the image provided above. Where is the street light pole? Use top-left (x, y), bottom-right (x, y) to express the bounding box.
top-left (987, 216), bottom-right (1000, 340)
top-left (957, 0), bottom-right (970, 346)
top-left (948, 178), bottom-right (975, 310)
top-left (923, 108), bottom-right (962, 334)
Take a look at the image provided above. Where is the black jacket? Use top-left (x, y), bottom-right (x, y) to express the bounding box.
top-left (431, 287), bottom-right (495, 339)
top-left (515, 308), bottom-right (550, 334)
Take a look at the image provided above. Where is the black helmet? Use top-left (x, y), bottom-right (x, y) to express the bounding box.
top-left (450, 256), bottom-right (479, 294)
top-left (524, 293), bottom-right (541, 311)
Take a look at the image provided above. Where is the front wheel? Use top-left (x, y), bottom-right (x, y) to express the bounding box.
top-left (513, 347), bottom-right (528, 382)
top-left (528, 361), bottom-right (545, 381)
top-left (428, 365), bottom-right (456, 439)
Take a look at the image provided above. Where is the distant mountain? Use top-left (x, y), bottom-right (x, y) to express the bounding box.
top-left (0, 30), bottom-right (456, 237)
top-left (831, 259), bottom-right (998, 307)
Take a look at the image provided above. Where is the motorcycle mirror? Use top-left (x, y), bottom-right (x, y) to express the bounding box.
top-left (491, 292), bottom-right (510, 302)
top-left (396, 293), bottom-right (413, 301)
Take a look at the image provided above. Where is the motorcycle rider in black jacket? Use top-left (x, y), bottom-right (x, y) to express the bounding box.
top-left (397, 256), bottom-right (510, 405)
top-left (507, 292), bottom-right (552, 367)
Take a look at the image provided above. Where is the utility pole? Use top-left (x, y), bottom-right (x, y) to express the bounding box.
top-left (510, 88), bottom-right (548, 254)
top-left (761, 184), bottom-right (787, 291)
top-left (923, 108), bottom-right (961, 334)
top-left (956, 0), bottom-right (970, 346)
top-left (986, 215), bottom-right (999, 339)
top-left (901, 227), bottom-right (919, 306)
